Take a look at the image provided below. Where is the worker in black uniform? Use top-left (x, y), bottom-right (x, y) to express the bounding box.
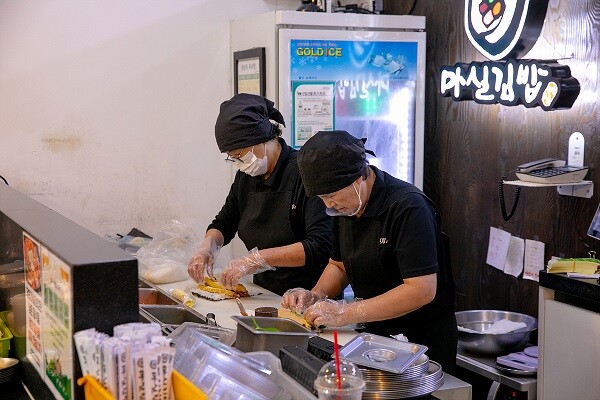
top-left (187, 94), bottom-right (332, 296)
top-left (281, 130), bottom-right (457, 372)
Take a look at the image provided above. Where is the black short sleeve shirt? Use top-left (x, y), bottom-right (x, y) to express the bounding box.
top-left (331, 167), bottom-right (457, 370)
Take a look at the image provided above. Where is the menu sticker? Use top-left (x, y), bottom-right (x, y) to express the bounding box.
top-left (23, 232), bottom-right (44, 375)
top-left (43, 250), bottom-right (73, 400)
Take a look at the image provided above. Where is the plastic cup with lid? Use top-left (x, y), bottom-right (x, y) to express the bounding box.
top-left (10, 293), bottom-right (27, 335)
top-left (313, 359), bottom-right (365, 400)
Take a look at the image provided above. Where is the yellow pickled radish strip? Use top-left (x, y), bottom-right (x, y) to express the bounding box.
top-left (170, 288), bottom-right (196, 307)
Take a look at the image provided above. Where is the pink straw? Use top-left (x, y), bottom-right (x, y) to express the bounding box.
top-left (333, 330), bottom-right (342, 390)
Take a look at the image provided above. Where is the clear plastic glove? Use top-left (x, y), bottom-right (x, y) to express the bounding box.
top-left (304, 299), bottom-right (367, 328)
top-left (219, 247), bottom-right (275, 289)
top-left (187, 237), bottom-right (221, 283)
top-left (281, 288), bottom-right (327, 314)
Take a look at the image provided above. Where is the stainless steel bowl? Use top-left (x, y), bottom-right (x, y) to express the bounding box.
top-left (0, 357), bottom-right (20, 384)
top-left (456, 310), bottom-right (537, 356)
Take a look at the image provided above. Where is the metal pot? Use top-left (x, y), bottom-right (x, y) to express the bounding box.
top-left (455, 310), bottom-right (537, 356)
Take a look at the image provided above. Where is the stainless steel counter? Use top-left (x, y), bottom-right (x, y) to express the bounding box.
top-left (457, 347), bottom-right (536, 400)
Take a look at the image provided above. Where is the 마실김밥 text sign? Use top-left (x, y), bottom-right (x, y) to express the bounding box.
top-left (440, 59), bottom-right (580, 111)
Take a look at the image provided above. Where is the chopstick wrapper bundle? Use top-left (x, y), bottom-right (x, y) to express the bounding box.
top-left (74, 323), bottom-right (175, 400)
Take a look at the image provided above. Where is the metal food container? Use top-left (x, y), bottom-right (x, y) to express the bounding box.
top-left (232, 316), bottom-right (315, 355)
top-left (139, 304), bottom-right (208, 335)
top-left (138, 287), bottom-right (178, 305)
top-left (456, 310), bottom-right (537, 356)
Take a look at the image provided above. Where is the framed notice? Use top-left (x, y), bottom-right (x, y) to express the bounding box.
top-left (234, 47), bottom-right (266, 96)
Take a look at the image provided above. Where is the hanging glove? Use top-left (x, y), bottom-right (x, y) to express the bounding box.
top-left (281, 288), bottom-right (327, 315)
top-left (219, 247), bottom-right (275, 289)
top-left (304, 299), bottom-right (367, 328)
top-left (187, 237), bottom-right (221, 283)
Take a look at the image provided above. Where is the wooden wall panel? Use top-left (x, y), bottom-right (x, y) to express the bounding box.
top-left (386, 0), bottom-right (600, 318)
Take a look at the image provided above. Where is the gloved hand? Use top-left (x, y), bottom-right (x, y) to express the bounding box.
top-left (281, 288), bottom-right (327, 314)
top-left (219, 247), bottom-right (275, 289)
top-left (304, 299), bottom-right (367, 328)
top-left (187, 237), bottom-right (221, 283)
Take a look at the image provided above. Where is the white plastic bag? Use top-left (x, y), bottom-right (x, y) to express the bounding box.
top-left (137, 220), bottom-right (199, 284)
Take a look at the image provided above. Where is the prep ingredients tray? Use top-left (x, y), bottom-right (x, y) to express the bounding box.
top-left (339, 333), bottom-right (428, 374)
top-left (231, 315), bottom-right (315, 355)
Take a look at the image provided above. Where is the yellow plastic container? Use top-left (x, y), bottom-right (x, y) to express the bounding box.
top-left (171, 370), bottom-right (208, 399)
top-left (0, 317), bottom-right (13, 358)
top-left (77, 375), bottom-right (113, 400)
top-left (77, 370), bottom-right (207, 400)
top-left (0, 310), bottom-right (25, 359)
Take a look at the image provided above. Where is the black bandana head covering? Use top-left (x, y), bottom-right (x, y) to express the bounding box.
top-left (214, 93), bottom-right (286, 153)
top-left (298, 130), bottom-right (374, 197)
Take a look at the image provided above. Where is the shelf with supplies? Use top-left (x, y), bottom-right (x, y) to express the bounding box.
top-left (502, 179), bottom-right (594, 198)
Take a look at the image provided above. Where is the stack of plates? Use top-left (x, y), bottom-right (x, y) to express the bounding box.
top-left (0, 358), bottom-right (20, 385)
top-left (361, 357), bottom-right (445, 399)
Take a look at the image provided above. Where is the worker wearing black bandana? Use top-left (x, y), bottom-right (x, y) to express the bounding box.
top-left (281, 130), bottom-right (458, 373)
top-left (187, 93), bottom-right (333, 296)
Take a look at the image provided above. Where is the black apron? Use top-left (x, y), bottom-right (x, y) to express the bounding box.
top-left (237, 191), bottom-right (320, 296)
top-left (343, 186), bottom-right (457, 373)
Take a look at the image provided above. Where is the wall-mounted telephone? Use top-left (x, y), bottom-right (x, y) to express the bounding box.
top-left (515, 158), bottom-right (588, 184)
top-left (499, 157), bottom-right (590, 221)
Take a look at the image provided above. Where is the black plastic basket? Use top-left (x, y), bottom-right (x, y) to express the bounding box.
top-left (307, 336), bottom-right (340, 361)
top-left (279, 345), bottom-right (327, 395)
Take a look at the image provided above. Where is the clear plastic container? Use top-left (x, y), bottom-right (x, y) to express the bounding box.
top-left (200, 348), bottom-right (286, 399)
top-left (168, 321), bottom-right (236, 346)
top-left (9, 293), bottom-right (26, 336)
top-left (246, 351), bottom-right (315, 400)
top-left (313, 360), bottom-right (365, 400)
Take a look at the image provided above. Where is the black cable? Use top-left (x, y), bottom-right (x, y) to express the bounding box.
top-left (407, 0), bottom-right (418, 15)
top-left (0, 175), bottom-right (7, 185)
top-left (498, 172), bottom-right (521, 221)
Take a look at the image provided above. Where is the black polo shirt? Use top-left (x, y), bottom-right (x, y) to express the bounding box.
top-left (331, 166), bottom-right (457, 371)
top-left (208, 138), bottom-right (333, 295)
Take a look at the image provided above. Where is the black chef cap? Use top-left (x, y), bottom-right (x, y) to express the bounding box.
top-left (298, 130), bottom-right (374, 196)
top-left (214, 93), bottom-right (286, 153)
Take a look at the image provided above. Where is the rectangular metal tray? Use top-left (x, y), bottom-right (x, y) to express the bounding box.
top-left (231, 316), bottom-right (315, 355)
top-left (339, 333), bottom-right (428, 373)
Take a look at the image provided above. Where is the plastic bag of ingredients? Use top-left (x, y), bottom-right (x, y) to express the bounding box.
top-left (137, 220), bottom-right (199, 284)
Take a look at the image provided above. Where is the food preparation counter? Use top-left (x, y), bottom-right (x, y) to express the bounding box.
top-left (152, 277), bottom-right (358, 345)
top-left (151, 278), bottom-right (472, 400)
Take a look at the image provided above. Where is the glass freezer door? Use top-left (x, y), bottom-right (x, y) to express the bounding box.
top-left (278, 28), bottom-right (426, 189)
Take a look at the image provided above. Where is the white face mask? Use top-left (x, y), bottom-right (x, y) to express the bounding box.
top-left (238, 143), bottom-right (268, 176)
top-left (325, 182), bottom-right (363, 217)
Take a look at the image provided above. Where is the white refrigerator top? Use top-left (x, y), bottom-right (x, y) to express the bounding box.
top-left (273, 10), bottom-right (425, 31)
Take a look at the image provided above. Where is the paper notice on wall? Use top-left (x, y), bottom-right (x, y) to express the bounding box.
top-left (292, 82), bottom-right (334, 147)
top-left (504, 236), bottom-right (525, 277)
top-left (486, 227), bottom-right (511, 270)
top-left (523, 239), bottom-right (545, 281)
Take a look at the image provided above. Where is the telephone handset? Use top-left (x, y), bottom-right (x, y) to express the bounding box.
top-left (516, 158), bottom-right (565, 173)
top-left (515, 158), bottom-right (588, 184)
